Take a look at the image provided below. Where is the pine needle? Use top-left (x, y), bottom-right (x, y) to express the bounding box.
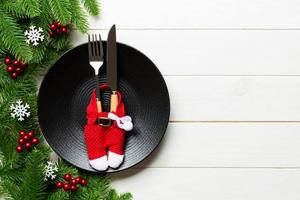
top-left (0, 9), bottom-right (32, 62)
top-left (82, 0), bottom-right (100, 16)
top-left (70, 0), bottom-right (89, 33)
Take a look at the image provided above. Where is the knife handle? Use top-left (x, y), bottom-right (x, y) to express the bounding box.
top-left (110, 92), bottom-right (118, 112)
top-left (96, 100), bottom-right (102, 113)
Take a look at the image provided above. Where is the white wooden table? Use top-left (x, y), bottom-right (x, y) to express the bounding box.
top-left (72, 0), bottom-right (300, 199)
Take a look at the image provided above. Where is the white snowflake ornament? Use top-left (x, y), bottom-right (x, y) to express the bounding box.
top-left (10, 100), bottom-right (30, 121)
top-left (24, 26), bottom-right (44, 46)
top-left (44, 161), bottom-right (58, 181)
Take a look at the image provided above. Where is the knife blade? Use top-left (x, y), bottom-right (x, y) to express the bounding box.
top-left (107, 25), bottom-right (118, 112)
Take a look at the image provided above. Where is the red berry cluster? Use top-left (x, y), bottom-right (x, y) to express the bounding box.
top-left (4, 56), bottom-right (28, 79)
top-left (16, 130), bottom-right (40, 152)
top-left (49, 21), bottom-right (69, 38)
top-left (56, 173), bottom-right (87, 192)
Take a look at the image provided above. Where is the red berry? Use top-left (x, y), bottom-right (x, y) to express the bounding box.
top-left (15, 67), bottom-right (22, 74)
top-left (64, 173), bottom-right (72, 181)
top-left (4, 57), bottom-right (11, 65)
top-left (70, 185), bottom-right (77, 191)
top-left (75, 177), bottom-right (81, 183)
top-left (19, 130), bottom-right (26, 137)
top-left (32, 138), bottom-right (39, 145)
top-left (18, 138), bottom-right (25, 145)
top-left (11, 73), bottom-right (18, 79)
top-left (70, 178), bottom-right (77, 185)
top-left (49, 31), bottom-right (56, 38)
top-left (27, 131), bottom-right (34, 138)
top-left (80, 178), bottom-right (87, 186)
top-left (16, 146), bottom-right (23, 152)
top-left (63, 183), bottom-right (70, 191)
top-left (6, 66), bottom-right (15, 73)
top-left (24, 142), bottom-right (31, 149)
top-left (12, 60), bottom-right (19, 66)
top-left (61, 27), bottom-right (68, 34)
top-left (56, 21), bottom-right (62, 27)
top-left (23, 134), bottom-right (29, 141)
top-left (19, 62), bottom-right (28, 69)
top-left (50, 23), bottom-right (57, 31)
top-left (56, 181), bottom-right (63, 188)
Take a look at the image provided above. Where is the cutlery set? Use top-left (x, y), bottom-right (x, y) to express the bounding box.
top-left (88, 25), bottom-right (118, 127)
top-left (85, 25), bottom-right (134, 171)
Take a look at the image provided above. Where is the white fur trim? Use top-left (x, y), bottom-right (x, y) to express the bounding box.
top-left (108, 113), bottom-right (133, 131)
top-left (89, 156), bottom-right (108, 171)
top-left (108, 151), bottom-right (124, 168)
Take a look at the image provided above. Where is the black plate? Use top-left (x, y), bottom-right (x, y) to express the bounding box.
top-left (38, 42), bottom-right (170, 172)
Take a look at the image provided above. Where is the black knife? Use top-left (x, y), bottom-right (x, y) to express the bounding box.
top-left (107, 25), bottom-right (118, 112)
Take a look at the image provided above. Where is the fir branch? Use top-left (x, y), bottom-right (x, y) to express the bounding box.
top-left (1, 0), bottom-right (40, 18)
top-left (46, 0), bottom-right (72, 24)
top-left (31, 44), bottom-right (47, 63)
top-left (107, 190), bottom-right (133, 200)
top-left (19, 149), bottom-right (48, 200)
top-left (0, 9), bottom-right (32, 62)
top-left (70, 0), bottom-right (89, 33)
top-left (119, 192), bottom-right (133, 200)
top-left (82, 0), bottom-right (100, 16)
top-left (74, 174), bottom-right (111, 199)
top-left (47, 190), bottom-right (69, 200)
top-left (51, 36), bottom-right (71, 51)
top-left (19, 0), bottom-right (42, 17)
top-left (0, 179), bottom-right (20, 200)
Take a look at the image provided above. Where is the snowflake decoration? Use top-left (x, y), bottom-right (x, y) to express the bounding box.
top-left (10, 100), bottom-right (30, 121)
top-left (24, 26), bottom-right (44, 46)
top-left (44, 161), bottom-right (58, 181)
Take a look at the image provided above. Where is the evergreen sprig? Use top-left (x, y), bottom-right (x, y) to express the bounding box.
top-left (47, 0), bottom-right (72, 25)
top-left (0, 9), bottom-right (32, 62)
top-left (0, 0), bottom-right (133, 199)
top-left (82, 0), bottom-right (100, 16)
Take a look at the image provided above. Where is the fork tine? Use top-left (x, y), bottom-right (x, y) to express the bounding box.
top-left (95, 34), bottom-right (99, 56)
top-left (99, 34), bottom-right (104, 58)
top-left (88, 34), bottom-right (92, 58)
top-left (92, 34), bottom-right (96, 56)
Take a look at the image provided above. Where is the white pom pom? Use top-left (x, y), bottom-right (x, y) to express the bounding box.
top-left (122, 121), bottom-right (133, 131)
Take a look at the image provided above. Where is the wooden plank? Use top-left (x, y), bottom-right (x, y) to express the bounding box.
top-left (111, 168), bottom-right (300, 200)
top-left (72, 30), bottom-right (300, 75)
top-left (135, 123), bottom-right (300, 168)
top-left (90, 0), bottom-right (300, 29)
top-left (165, 76), bottom-right (300, 121)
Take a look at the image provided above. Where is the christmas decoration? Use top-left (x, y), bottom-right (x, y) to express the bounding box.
top-left (3, 55), bottom-right (28, 79)
top-left (56, 173), bottom-right (87, 192)
top-left (84, 84), bottom-right (133, 171)
top-left (24, 25), bottom-right (44, 46)
top-left (16, 130), bottom-right (39, 153)
top-left (49, 21), bottom-right (70, 38)
top-left (44, 161), bottom-right (58, 180)
top-left (10, 100), bottom-right (30, 121)
top-left (0, 0), bottom-right (132, 199)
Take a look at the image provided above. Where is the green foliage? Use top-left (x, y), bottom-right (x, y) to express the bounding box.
top-left (0, 0), bottom-right (132, 199)
top-left (18, 149), bottom-right (49, 200)
top-left (47, 0), bottom-right (72, 25)
top-left (70, 0), bottom-right (89, 33)
top-left (0, 9), bottom-right (32, 62)
top-left (19, 0), bottom-right (42, 17)
top-left (47, 190), bottom-right (69, 200)
top-left (82, 0), bottom-right (100, 16)
top-left (1, 0), bottom-right (40, 18)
